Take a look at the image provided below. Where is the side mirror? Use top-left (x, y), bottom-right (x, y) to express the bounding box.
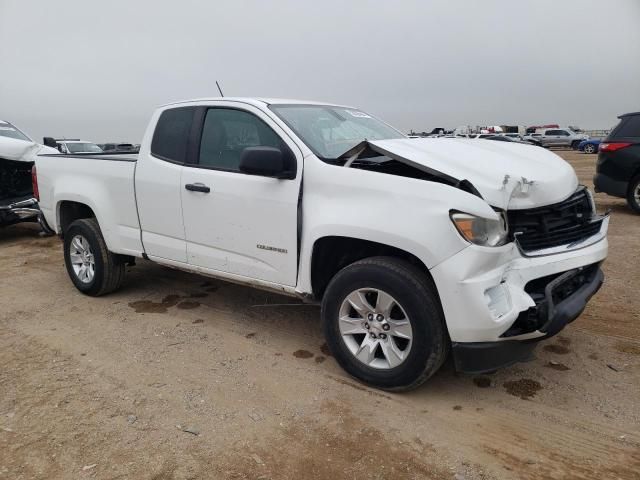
top-left (43, 137), bottom-right (57, 148)
top-left (239, 146), bottom-right (290, 178)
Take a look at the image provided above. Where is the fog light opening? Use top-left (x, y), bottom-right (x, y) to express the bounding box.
top-left (484, 283), bottom-right (512, 319)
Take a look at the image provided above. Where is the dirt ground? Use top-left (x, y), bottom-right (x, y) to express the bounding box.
top-left (1, 150), bottom-right (639, 480)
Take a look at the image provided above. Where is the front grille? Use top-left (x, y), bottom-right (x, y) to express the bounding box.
top-left (507, 188), bottom-right (600, 251)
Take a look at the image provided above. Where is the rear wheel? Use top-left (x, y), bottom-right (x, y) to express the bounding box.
top-left (627, 176), bottom-right (640, 214)
top-left (583, 143), bottom-right (596, 154)
top-left (63, 218), bottom-right (125, 296)
top-left (321, 257), bottom-right (448, 391)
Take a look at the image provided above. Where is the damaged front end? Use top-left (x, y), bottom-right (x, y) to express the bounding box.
top-left (345, 138), bottom-right (610, 373)
top-left (339, 140), bottom-right (485, 200)
top-left (501, 262), bottom-right (604, 339)
top-left (0, 133), bottom-right (55, 231)
top-left (0, 158), bottom-right (40, 227)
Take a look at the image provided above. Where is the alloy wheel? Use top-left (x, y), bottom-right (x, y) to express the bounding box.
top-left (69, 234), bottom-right (95, 283)
top-left (338, 288), bottom-right (413, 369)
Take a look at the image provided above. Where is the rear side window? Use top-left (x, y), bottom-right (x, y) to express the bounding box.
top-left (610, 115), bottom-right (640, 139)
top-left (151, 107), bottom-right (194, 163)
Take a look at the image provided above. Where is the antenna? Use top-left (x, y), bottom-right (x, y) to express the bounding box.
top-left (216, 80), bottom-right (224, 97)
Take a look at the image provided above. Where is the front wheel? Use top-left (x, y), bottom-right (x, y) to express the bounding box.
top-left (321, 257), bottom-right (448, 391)
top-left (63, 218), bottom-right (125, 296)
top-left (583, 143), bottom-right (596, 154)
top-left (627, 176), bottom-right (640, 214)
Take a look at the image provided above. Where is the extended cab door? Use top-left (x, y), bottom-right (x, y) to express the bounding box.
top-left (540, 129), bottom-right (556, 147)
top-left (135, 107), bottom-right (196, 263)
top-left (544, 129), bottom-right (564, 147)
top-left (556, 129), bottom-right (572, 147)
top-left (180, 104), bottom-right (303, 286)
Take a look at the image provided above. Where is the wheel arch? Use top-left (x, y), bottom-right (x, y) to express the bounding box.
top-left (308, 235), bottom-right (438, 301)
top-left (57, 200), bottom-right (97, 236)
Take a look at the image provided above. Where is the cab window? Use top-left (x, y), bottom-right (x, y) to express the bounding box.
top-left (198, 108), bottom-right (285, 171)
top-left (151, 107), bottom-right (195, 163)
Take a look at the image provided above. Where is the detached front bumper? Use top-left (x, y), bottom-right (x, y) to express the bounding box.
top-left (430, 217), bottom-right (608, 374)
top-left (451, 265), bottom-right (603, 374)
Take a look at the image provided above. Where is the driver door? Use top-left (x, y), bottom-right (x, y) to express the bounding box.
top-left (181, 104), bottom-right (303, 287)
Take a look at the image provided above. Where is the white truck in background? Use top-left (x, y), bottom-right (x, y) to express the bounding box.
top-left (34, 98), bottom-right (608, 390)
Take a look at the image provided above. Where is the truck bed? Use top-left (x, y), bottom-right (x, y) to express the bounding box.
top-left (36, 151), bottom-right (143, 256)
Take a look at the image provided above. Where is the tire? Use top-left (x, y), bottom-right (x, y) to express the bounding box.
top-left (63, 218), bottom-right (125, 296)
top-left (321, 256), bottom-right (448, 391)
top-left (583, 143), bottom-right (596, 154)
top-left (571, 140), bottom-right (581, 150)
top-left (627, 176), bottom-right (640, 214)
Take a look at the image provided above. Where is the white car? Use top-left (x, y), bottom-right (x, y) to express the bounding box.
top-left (34, 98), bottom-right (608, 390)
top-left (0, 120), bottom-right (57, 228)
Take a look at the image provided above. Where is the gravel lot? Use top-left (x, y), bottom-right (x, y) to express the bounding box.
top-left (1, 150), bottom-right (638, 479)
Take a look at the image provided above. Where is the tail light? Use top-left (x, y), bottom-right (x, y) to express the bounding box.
top-left (31, 165), bottom-right (39, 201)
top-left (599, 142), bottom-right (631, 152)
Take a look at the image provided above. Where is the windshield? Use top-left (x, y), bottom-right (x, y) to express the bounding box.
top-left (270, 105), bottom-right (404, 160)
top-left (66, 142), bottom-right (103, 153)
top-left (0, 123), bottom-right (31, 142)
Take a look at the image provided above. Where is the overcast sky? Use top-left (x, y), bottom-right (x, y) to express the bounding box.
top-left (1, 0), bottom-right (639, 142)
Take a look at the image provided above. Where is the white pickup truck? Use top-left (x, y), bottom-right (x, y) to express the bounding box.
top-left (34, 98), bottom-right (609, 390)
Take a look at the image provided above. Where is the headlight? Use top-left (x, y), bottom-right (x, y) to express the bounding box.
top-left (451, 212), bottom-right (508, 247)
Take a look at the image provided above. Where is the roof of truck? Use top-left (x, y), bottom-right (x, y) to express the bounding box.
top-left (160, 97), bottom-right (354, 109)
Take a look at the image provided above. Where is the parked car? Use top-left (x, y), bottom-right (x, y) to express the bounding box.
top-left (99, 142), bottom-right (140, 153)
top-left (578, 139), bottom-right (601, 154)
top-left (54, 140), bottom-right (103, 154)
top-left (502, 133), bottom-right (523, 141)
top-left (594, 112), bottom-right (640, 213)
top-left (484, 135), bottom-right (516, 142)
top-left (34, 97), bottom-right (608, 391)
top-left (0, 120), bottom-right (56, 229)
top-left (522, 134), bottom-right (544, 147)
top-left (470, 134), bottom-right (541, 147)
top-left (535, 128), bottom-right (588, 149)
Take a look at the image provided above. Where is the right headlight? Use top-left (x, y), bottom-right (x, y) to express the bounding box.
top-left (450, 211), bottom-right (508, 247)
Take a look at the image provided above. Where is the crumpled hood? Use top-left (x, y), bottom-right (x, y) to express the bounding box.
top-left (369, 138), bottom-right (578, 210)
top-left (0, 136), bottom-right (57, 163)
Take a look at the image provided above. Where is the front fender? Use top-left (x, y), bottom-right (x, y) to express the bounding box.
top-left (295, 156), bottom-right (495, 294)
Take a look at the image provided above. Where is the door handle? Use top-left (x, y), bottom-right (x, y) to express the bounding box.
top-left (185, 183), bottom-right (211, 193)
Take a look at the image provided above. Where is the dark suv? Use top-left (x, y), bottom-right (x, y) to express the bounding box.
top-left (594, 112), bottom-right (640, 213)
